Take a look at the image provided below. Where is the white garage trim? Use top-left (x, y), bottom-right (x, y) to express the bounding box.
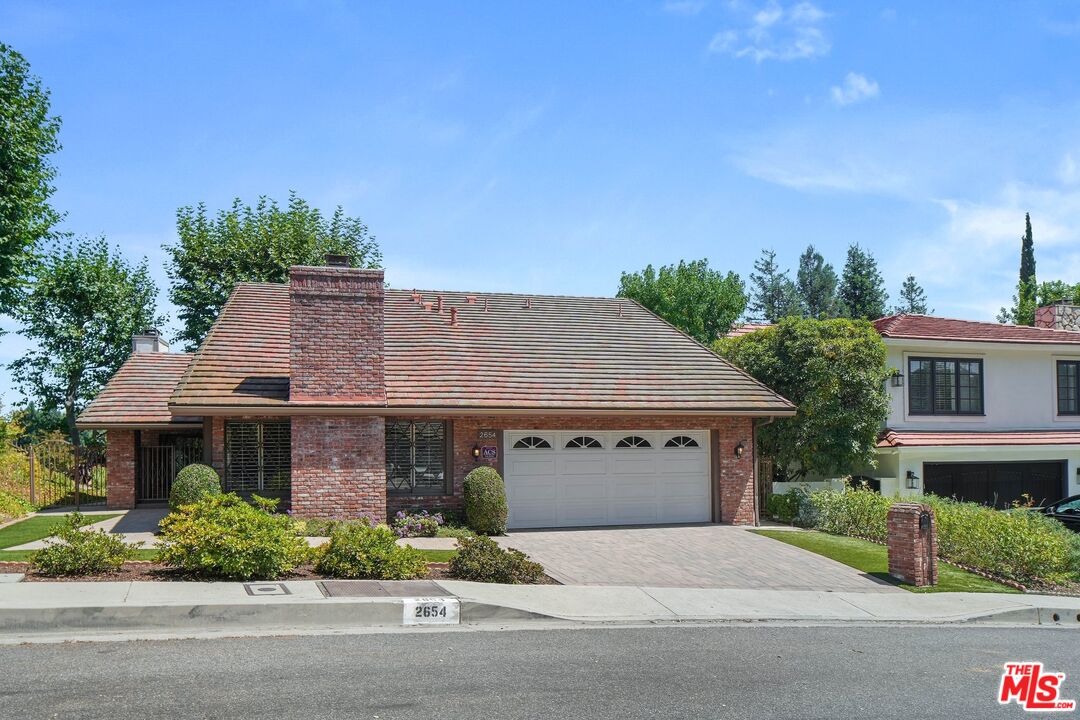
top-left (503, 430), bottom-right (712, 529)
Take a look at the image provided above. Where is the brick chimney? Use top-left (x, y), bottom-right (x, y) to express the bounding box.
top-left (289, 258), bottom-right (385, 404)
top-left (1034, 301), bottom-right (1080, 332)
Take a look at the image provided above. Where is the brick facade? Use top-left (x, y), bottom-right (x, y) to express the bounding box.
top-left (387, 414), bottom-right (758, 525)
top-left (289, 265), bottom-right (385, 403)
top-left (887, 502), bottom-right (938, 586)
top-left (105, 429), bottom-right (136, 509)
top-left (291, 415), bottom-right (387, 520)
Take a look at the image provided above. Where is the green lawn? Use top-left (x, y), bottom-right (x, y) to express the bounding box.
top-left (417, 549), bottom-right (456, 563)
top-left (0, 513), bottom-right (123, 550)
top-left (751, 529), bottom-right (1020, 594)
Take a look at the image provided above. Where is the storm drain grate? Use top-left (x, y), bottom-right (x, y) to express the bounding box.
top-left (244, 582), bottom-right (291, 596)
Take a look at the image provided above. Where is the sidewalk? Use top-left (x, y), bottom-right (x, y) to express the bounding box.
top-left (0, 579), bottom-right (1077, 642)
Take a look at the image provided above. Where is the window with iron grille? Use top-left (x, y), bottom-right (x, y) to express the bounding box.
top-left (386, 421), bottom-right (448, 495)
top-left (225, 421), bottom-right (291, 497)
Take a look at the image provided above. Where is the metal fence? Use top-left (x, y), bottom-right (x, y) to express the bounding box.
top-left (138, 443), bottom-right (203, 502)
top-left (0, 439), bottom-right (107, 508)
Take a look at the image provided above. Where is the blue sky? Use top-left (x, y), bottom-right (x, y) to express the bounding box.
top-left (3, 0), bottom-right (1080, 405)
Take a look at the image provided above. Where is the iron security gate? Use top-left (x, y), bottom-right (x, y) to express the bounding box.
top-left (138, 437), bottom-right (203, 502)
top-left (924, 461), bottom-right (1065, 508)
top-left (0, 439), bottom-right (106, 508)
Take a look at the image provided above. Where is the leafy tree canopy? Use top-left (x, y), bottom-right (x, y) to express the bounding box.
top-left (9, 236), bottom-right (162, 446)
top-left (715, 318), bottom-right (890, 479)
top-left (165, 192), bottom-right (382, 349)
top-left (748, 248), bottom-right (801, 323)
top-left (795, 244), bottom-right (838, 319)
top-left (0, 43), bottom-right (62, 313)
top-left (891, 274), bottom-right (932, 315)
top-left (617, 258), bottom-right (746, 344)
top-left (837, 243), bottom-right (888, 320)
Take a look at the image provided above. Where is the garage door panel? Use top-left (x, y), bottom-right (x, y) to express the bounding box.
top-left (505, 429), bottom-right (712, 529)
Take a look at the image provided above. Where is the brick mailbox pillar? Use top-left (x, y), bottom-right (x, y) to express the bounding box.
top-left (887, 502), bottom-right (938, 587)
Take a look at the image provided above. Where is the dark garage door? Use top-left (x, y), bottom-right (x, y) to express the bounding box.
top-left (923, 461), bottom-right (1065, 508)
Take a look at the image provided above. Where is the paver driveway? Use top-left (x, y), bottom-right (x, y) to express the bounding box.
top-left (498, 525), bottom-right (899, 592)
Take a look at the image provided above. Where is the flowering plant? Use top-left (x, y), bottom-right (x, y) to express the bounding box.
top-left (391, 509), bottom-right (444, 538)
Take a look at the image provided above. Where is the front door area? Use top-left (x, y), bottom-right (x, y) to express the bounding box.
top-left (503, 430), bottom-right (711, 529)
top-left (923, 460), bottom-right (1065, 508)
top-left (137, 433), bottom-right (203, 503)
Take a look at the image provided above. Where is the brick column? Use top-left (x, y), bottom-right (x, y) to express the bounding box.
top-left (718, 417), bottom-right (756, 525)
top-left (290, 416), bottom-right (386, 520)
top-left (887, 502), bottom-right (938, 586)
top-left (106, 429), bottom-right (136, 509)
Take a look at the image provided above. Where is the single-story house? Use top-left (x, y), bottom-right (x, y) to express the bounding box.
top-left (78, 257), bottom-right (795, 528)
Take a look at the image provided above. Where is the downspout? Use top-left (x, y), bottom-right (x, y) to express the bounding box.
top-left (752, 416), bottom-right (776, 527)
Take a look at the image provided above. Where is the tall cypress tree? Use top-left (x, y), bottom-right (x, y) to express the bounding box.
top-left (837, 243), bottom-right (889, 320)
top-left (997, 213), bottom-right (1038, 325)
top-left (1020, 212), bottom-right (1036, 288)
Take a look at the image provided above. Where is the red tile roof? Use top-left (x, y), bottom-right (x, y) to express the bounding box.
top-left (725, 323), bottom-right (774, 338)
top-left (165, 283), bottom-right (795, 414)
top-left (78, 352), bottom-right (198, 427)
top-left (873, 313), bottom-right (1080, 345)
top-left (878, 429), bottom-right (1080, 448)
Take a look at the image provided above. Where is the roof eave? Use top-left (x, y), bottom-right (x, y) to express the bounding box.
top-left (167, 403), bottom-right (796, 418)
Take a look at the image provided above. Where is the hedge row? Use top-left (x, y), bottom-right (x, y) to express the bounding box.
top-left (785, 487), bottom-right (1080, 587)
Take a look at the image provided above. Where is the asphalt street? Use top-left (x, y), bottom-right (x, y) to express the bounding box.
top-left (0, 625), bottom-right (1075, 719)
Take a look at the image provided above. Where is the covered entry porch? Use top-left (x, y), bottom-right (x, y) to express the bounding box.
top-left (133, 428), bottom-right (204, 504)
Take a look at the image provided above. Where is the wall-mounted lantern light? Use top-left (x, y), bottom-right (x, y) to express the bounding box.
top-left (890, 371), bottom-right (905, 387)
top-left (734, 441), bottom-right (746, 459)
top-left (905, 470), bottom-right (920, 489)
top-left (471, 444), bottom-right (481, 460)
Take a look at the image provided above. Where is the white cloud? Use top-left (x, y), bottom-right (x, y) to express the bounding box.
top-left (708, 1), bottom-right (830, 62)
top-left (1059, 152), bottom-right (1079, 185)
top-left (663, 0), bottom-right (706, 16)
top-left (830, 72), bottom-right (880, 106)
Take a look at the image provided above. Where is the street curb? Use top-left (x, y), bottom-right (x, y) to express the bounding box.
top-left (0, 599), bottom-right (551, 635)
top-left (967, 606), bottom-right (1080, 626)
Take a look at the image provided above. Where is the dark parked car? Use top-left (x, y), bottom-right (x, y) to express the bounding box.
top-left (1041, 495), bottom-right (1080, 532)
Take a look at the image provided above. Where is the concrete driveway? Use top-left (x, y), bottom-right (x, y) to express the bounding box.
top-left (498, 525), bottom-right (899, 592)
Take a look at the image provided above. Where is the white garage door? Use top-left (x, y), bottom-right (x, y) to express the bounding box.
top-left (504, 430), bottom-right (711, 529)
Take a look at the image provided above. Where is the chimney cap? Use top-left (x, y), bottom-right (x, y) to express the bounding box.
top-left (324, 253), bottom-right (352, 268)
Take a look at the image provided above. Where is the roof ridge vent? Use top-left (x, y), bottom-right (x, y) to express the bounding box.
top-left (450, 307), bottom-right (458, 326)
top-left (484, 298), bottom-right (490, 313)
top-left (411, 289), bottom-right (422, 303)
top-left (524, 297), bottom-right (532, 309)
top-left (437, 295), bottom-right (444, 313)
top-left (422, 301), bottom-right (434, 311)
top-left (466, 295), bottom-right (477, 304)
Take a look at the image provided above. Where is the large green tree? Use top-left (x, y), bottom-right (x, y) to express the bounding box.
top-left (748, 248), bottom-right (801, 322)
top-left (165, 192), bottom-right (382, 349)
top-left (715, 318), bottom-right (890, 479)
top-left (9, 237), bottom-right (162, 446)
top-left (0, 43), bottom-right (62, 313)
top-left (837, 243), bottom-right (888, 319)
top-left (891, 274), bottom-right (931, 315)
top-left (617, 259), bottom-right (746, 344)
top-left (795, 244), bottom-right (838, 318)
top-left (998, 214), bottom-right (1039, 325)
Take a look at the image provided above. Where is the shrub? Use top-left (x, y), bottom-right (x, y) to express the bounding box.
top-left (31, 513), bottom-right (137, 576)
top-left (315, 522), bottom-right (428, 579)
top-left (157, 493), bottom-right (310, 580)
top-left (392, 510), bottom-right (443, 538)
top-left (463, 466), bottom-right (508, 535)
top-left (800, 487), bottom-right (1080, 586)
top-left (168, 463), bottom-right (222, 511)
top-left (448, 535), bottom-right (543, 584)
top-left (765, 493), bottom-right (800, 524)
top-left (0, 489), bottom-right (33, 520)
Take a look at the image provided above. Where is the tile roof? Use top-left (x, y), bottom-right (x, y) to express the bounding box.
top-left (78, 352), bottom-right (198, 427)
top-left (725, 323), bottom-right (774, 338)
top-left (873, 313), bottom-right (1080, 345)
top-left (878, 429), bottom-right (1080, 448)
top-left (167, 283), bottom-right (795, 414)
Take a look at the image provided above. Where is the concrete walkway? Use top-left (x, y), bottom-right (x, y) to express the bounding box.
top-left (498, 525), bottom-right (898, 592)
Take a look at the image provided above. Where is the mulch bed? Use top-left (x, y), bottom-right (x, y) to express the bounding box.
top-left (0, 561), bottom-right (558, 584)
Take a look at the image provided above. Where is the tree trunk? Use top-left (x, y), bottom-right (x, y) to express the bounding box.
top-left (65, 384), bottom-right (80, 448)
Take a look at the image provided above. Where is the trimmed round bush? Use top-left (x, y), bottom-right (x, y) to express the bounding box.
top-left (169, 463), bottom-right (222, 511)
top-left (157, 493), bottom-right (310, 580)
top-left (448, 535), bottom-right (543, 584)
top-left (463, 466), bottom-right (508, 535)
top-left (315, 522), bottom-right (428, 579)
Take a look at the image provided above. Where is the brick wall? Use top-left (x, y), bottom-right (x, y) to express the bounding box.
top-left (106, 429), bottom-right (136, 509)
top-left (387, 414), bottom-right (758, 525)
top-left (289, 265), bottom-right (385, 403)
top-left (291, 415), bottom-right (386, 520)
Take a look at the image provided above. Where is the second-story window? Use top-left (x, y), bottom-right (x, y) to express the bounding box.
top-left (908, 357), bottom-right (984, 415)
top-left (1057, 360), bottom-right (1080, 415)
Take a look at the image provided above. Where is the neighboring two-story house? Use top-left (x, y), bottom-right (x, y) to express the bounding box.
top-left (869, 304), bottom-right (1080, 506)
